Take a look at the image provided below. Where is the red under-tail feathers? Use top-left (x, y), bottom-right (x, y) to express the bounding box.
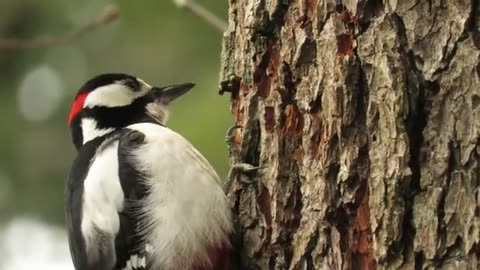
top-left (192, 241), bottom-right (231, 270)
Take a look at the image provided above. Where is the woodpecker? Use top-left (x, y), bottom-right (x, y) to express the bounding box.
top-left (65, 73), bottom-right (233, 270)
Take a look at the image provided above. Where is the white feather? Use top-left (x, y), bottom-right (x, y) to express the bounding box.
top-left (84, 83), bottom-right (146, 108)
top-left (130, 255), bottom-right (138, 268)
top-left (138, 256), bottom-right (146, 268)
top-left (126, 123), bottom-right (232, 270)
top-left (145, 244), bottom-right (152, 253)
top-left (81, 118), bottom-right (115, 144)
top-left (81, 140), bottom-right (124, 258)
top-left (123, 261), bottom-right (132, 270)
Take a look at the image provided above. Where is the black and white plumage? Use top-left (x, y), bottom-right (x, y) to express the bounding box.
top-left (65, 74), bottom-right (232, 270)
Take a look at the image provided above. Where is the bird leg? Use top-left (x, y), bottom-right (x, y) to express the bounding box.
top-left (224, 125), bottom-right (265, 192)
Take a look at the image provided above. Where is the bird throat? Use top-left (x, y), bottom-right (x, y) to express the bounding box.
top-left (145, 102), bottom-right (169, 125)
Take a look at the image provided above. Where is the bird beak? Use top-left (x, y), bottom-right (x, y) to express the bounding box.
top-left (150, 83), bottom-right (195, 104)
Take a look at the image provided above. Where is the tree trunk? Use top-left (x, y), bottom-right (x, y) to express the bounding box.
top-left (219, 1), bottom-right (480, 269)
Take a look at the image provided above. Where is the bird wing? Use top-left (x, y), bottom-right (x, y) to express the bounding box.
top-left (65, 139), bottom-right (97, 270)
top-left (115, 130), bottom-right (150, 270)
top-left (66, 133), bottom-right (147, 270)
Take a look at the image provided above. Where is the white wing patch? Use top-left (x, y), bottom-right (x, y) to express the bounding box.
top-left (81, 140), bottom-right (124, 258)
top-left (122, 244), bottom-right (150, 270)
top-left (126, 123), bottom-right (233, 270)
top-left (123, 261), bottom-right (132, 270)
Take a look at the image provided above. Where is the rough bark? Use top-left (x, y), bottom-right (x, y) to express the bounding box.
top-left (219, 1), bottom-right (480, 269)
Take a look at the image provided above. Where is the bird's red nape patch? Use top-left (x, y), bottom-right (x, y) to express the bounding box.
top-left (68, 91), bottom-right (91, 124)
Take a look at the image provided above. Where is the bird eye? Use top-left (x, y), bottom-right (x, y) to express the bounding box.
top-left (123, 79), bottom-right (140, 91)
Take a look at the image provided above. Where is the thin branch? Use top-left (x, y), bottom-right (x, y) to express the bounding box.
top-left (173, 0), bottom-right (227, 33)
top-left (0, 4), bottom-right (119, 50)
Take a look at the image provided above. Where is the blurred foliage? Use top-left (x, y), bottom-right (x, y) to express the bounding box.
top-left (0, 0), bottom-right (230, 224)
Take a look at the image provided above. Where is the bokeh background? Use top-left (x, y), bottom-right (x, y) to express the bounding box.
top-left (0, 1), bottom-right (229, 269)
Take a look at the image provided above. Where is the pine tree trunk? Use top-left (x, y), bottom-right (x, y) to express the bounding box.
top-left (219, 1), bottom-right (480, 269)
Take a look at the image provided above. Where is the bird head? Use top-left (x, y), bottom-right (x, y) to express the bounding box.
top-left (67, 73), bottom-right (194, 149)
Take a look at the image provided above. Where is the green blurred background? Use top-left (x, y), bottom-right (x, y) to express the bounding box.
top-left (0, 0), bottom-right (230, 227)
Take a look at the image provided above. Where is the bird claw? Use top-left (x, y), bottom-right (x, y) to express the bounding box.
top-left (224, 162), bottom-right (265, 192)
top-left (232, 163), bottom-right (266, 174)
top-left (232, 163), bottom-right (266, 185)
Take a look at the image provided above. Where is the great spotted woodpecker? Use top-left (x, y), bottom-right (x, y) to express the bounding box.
top-left (65, 74), bottom-right (233, 270)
